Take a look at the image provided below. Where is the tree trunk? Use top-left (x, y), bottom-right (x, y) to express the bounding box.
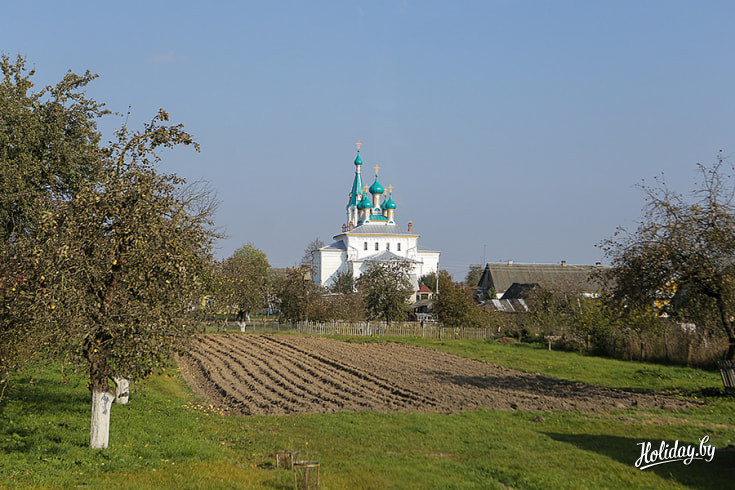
top-left (90, 388), bottom-right (114, 449)
top-left (639, 331), bottom-right (645, 361)
top-left (714, 295), bottom-right (735, 360)
top-left (114, 377), bottom-right (129, 404)
top-left (89, 349), bottom-right (114, 449)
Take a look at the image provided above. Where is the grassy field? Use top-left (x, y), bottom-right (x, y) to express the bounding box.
top-left (0, 336), bottom-right (733, 489)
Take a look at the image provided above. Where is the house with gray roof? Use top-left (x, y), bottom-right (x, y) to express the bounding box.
top-left (477, 261), bottom-right (607, 299)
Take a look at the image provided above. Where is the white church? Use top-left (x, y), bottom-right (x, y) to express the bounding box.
top-left (311, 143), bottom-right (440, 299)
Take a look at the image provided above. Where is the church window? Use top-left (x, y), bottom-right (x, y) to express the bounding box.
top-left (375, 242), bottom-right (379, 251)
top-left (386, 243), bottom-right (390, 250)
top-left (364, 242), bottom-right (367, 250)
top-left (397, 243), bottom-right (401, 251)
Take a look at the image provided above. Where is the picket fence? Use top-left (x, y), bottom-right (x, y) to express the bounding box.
top-left (294, 320), bottom-right (493, 340)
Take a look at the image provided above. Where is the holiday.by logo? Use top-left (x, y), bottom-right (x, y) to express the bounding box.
top-left (635, 436), bottom-right (716, 470)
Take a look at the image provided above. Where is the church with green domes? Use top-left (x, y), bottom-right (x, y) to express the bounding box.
top-left (311, 143), bottom-right (440, 298)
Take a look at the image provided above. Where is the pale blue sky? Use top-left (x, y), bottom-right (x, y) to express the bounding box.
top-left (3, 1), bottom-right (734, 278)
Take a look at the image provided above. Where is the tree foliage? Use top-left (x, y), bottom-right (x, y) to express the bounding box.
top-left (356, 261), bottom-right (413, 324)
top-left (275, 267), bottom-right (366, 323)
top-left (433, 279), bottom-right (491, 328)
top-left (523, 288), bottom-right (578, 331)
top-left (275, 267), bottom-right (319, 323)
top-left (601, 154), bottom-right (735, 360)
top-left (464, 264), bottom-right (483, 287)
top-left (0, 55), bottom-right (108, 243)
top-left (329, 270), bottom-right (355, 294)
top-left (300, 237), bottom-right (325, 268)
top-left (419, 269), bottom-right (453, 295)
top-left (4, 108), bottom-right (214, 379)
top-left (0, 57), bottom-right (217, 446)
top-left (216, 243), bottom-right (270, 320)
top-left (0, 55), bottom-right (109, 390)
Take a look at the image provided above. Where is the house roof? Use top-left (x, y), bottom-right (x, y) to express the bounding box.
top-left (411, 299), bottom-right (434, 309)
top-left (477, 263), bottom-right (606, 293)
top-left (479, 298), bottom-right (531, 313)
top-left (500, 283), bottom-right (537, 300)
top-left (417, 283), bottom-right (433, 294)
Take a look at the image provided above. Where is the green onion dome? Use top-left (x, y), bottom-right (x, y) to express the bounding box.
top-left (354, 152), bottom-right (363, 165)
top-left (383, 195), bottom-right (397, 209)
top-left (359, 194), bottom-right (372, 209)
top-left (369, 178), bottom-right (384, 195)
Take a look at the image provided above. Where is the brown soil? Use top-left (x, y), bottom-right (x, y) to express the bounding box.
top-left (177, 334), bottom-right (693, 415)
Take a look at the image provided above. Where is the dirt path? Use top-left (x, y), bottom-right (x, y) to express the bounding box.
top-left (178, 334), bottom-right (692, 415)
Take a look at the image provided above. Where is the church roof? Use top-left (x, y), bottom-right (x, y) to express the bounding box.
top-left (368, 214), bottom-right (388, 221)
top-left (369, 177), bottom-right (384, 195)
top-left (319, 241), bottom-right (346, 251)
top-left (361, 250), bottom-right (421, 263)
top-left (348, 174), bottom-right (363, 207)
top-left (340, 223), bottom-right (418, 236)
top-left (359, 194), bottom-right (372, 209)
top-left (417, 246), bottom-right (440, 253)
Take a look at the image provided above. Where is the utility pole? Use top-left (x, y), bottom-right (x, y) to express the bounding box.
top-left (436, 260), bottom-right (440, 296)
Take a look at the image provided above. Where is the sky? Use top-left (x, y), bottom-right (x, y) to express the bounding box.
top-left (3, 1), bottom-right (735, 279)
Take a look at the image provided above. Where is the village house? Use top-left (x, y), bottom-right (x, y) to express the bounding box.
top-left (476, 260), bottom-right (607, 312)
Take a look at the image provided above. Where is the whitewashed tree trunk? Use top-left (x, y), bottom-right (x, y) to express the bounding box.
top-left (238, 320), bottom-right (246, 332)
top-left (113, 377), bottom-right (129, 404)
top-left (90, 389), bottom-right (114, 449)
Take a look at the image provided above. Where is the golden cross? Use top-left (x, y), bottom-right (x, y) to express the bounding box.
top-left (374, 164), bottom-right (380, 174)
top-left (363, 185), bottom-right (368, 193)
top-left (356, 140), bottom-right (362, 150)
top-left (389, 185), bottom-right (393, 193)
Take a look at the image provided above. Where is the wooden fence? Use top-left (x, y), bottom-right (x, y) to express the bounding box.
top-left (718, 360), bottom-right (735, 392)
top-left (294, 320), bottom-right (494, 340)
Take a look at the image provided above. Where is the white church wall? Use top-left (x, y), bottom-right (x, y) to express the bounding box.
top-left (416, 251), bottom-right (440, 279)
top-left (314, 249), bottom-right (347, 287)
top-left (347, 235), bottom-right (418, 260)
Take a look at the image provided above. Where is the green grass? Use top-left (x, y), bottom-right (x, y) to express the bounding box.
top-left (0, 338), bottom-right (733, 488)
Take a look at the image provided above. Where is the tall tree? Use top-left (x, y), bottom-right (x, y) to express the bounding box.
top-left (434, 279), bottom-right (488, 328)
top-left (419, 269), bottom-right (453, 295)
top-left (218, 243), bottom-right (271, 328)
top-left (464, 264), bottom-right (483, 287)
top-left (300, 237), bottom-right (325, 268)
top-left (275, 266), bottom-right (319, 323)
top-left (2, 107), bottom-right (216, 448)
top-left (356, 261), bottom-right (413, 324)
top-left (601, 154), bottom-right (735, 360)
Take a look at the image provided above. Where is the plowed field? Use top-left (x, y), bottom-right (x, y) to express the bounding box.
top-left (178, 334), bottom-right (691, 415)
